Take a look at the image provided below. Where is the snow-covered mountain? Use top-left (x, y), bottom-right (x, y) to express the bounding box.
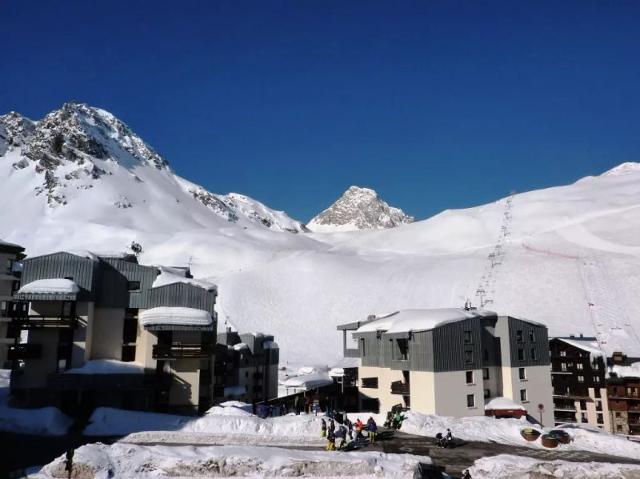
top-left (0, 102), bottom-right (305, 233)
top-left (2, 102), bottom-right (640, 366)
top-left (307, 186), bottom-right (413, 232)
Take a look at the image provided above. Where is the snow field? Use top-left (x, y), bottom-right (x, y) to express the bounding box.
top-left (35, 442), bottom-right (430, 478)
top-left (401, 411), bottom-right (640, 460)
top-left (470, 454), bottom-right (640, 479)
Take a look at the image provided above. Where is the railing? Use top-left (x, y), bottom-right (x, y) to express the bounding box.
top-left (8, 344), bottom-right (42, 360)
top-left (391, 380), bottom-right (410, 395)
top-left (10, 316), bottom-right (78, 329)
top-left (153, 343), bottom-right (213, 359)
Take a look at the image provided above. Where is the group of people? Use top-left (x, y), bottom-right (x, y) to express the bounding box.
top-left (321, 416), bottom-right (378, 451)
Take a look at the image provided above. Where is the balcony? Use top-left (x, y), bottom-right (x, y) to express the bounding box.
top-left (391, 380), bottom-right (410, 395)
top-left (7, 344), bottom-right (42, 360)
top-left (10, 316), bottom-right (78, 329)
top-left (153, 343), bottom-right (213, 359)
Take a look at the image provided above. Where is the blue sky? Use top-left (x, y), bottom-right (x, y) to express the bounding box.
top-left (2, 1), bottom-right (639, 222)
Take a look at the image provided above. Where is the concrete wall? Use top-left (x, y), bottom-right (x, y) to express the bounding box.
top-left (90, 308), bottom-right (124, 360)
top-left (168, 358), bottom-right (200, 409)
top-left (578, 387), bottom-right (610, 432)
top-left (358, 365), bottom-right (404, 414)
top-left (504, 364), bottom-right (554, 426)
top-left (433, 369), bottom-right (485, 417)
top-left (409, 370), bottom-right (436, 414)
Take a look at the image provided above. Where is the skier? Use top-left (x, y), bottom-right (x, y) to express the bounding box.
top-left (328, 418), bottom-right (335, 434)
top-left (445, 428), bottom-right (453, 443)
top-left (321, 418), bottom-right (327, 438)
top-left (392, 410), bottom-right (404, 429)
top-left (344, 418), bottom-right (353, 440)
top-left (461, 469), bottom-right (472, 479)
top-left (326, 427), bottom-right (336, 451)
top-left (354, 418), bottom-right (365, 441)
top-left (366, 416), bottom-right (378, 444)
top-left (335, 425), bottom-right (347, 449)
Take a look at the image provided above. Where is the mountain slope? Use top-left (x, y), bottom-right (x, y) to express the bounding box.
top-left (0, 102), bottom-right (305, 233)
top-left (307, 186), bottom-right (413, 232)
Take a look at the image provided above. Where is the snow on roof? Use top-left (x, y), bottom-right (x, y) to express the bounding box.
top-left (557, 337), bottom-right (604, 359)
top-left (329, 358), bottom-right (359, 377)
top-left (65, 249), bottom-right (100, 261)
top-left (233, 343), bottom-right (249, 351)
top-left (484, 396), bottom-right (527, 411)
top-left (610, 362), bottom-right (640, 379)
top-left (152, 266), bottom-right (217, 292)
top-left (64, 359), bottom-right (145, 375)
top-left (356, 308), bottom-right (496, 335)
top-left (139, 307), bottom-right (213, 330)
top-left (0, 239), bottom-right (24, 251)
top-left (283, 372), bottom-right (334, 390)
top-left (18, 278), bottom-right (80, 295)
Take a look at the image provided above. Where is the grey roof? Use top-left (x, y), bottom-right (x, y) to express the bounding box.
top-left (0, 239), bottom-right (25, 254)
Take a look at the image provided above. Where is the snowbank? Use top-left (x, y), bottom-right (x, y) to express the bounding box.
top-left (64, 359), bottom-right (145, 374)
top-left (470, 454), bottom-right (640, 479)
top-left (84, 407), bottom-right (326, 447)
top-left (0, 405), bottom-right (72, 436)
top-left (484, 396), bottom-right (526, 411)
top-left (152, 266), bottom-right (217, 291)
top-left (139, 306), bottom-right (213, 329)
top-left (36, 442), bottom-right (429, 478)
top-left (611, 361), bottom-right (640, 378)
top-left (17, 278), bottom-right (79, 295)
top-left (401, 411), bottom-right (640, 460)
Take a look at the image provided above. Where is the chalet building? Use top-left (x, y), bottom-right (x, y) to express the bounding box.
top-left (8, 251), bottom-right (218, 415)
top-left (215, 329), bottom-right (279, 403)
top-left (607, 375), bottom-right (640, 436)
top-left (549, 336), bottom-right (609, 430)
top-left (337, 308), bottom-right (554, 425)
top-left (0, 239), bottom-right (25, 368)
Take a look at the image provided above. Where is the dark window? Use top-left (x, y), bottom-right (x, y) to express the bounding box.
top-left (121, 345), bottom-right (136, 362)
top-left (127, 281), bottom-right (141, 292)
top-left (529, 330), bottom-right (535, 342)
top-left (519, 367), bottom-right (526, 380)
top-left (595, 388), bottom-right (601, 399)
top-left (579, 400), bottom-right (587, 410)
top-left (596, 401), bottom-right (602, 411)
top-left (361, 377), bottom-right (378, 389)
top-left (123, 315), bottom-right (138, 344)
top-left (466, 370), bottom-right (474, 384)
top-left (516, 330), bottom-right (523, 342)
top-left (5, 258), bottom-right (12, 271)
top-left (483, 368), bottom-right (489, 380)
top-left (484, 389), bottom-right (490, 399)
top-left (11, 280), bottom-right (20, 293)
top-left (0, 301), bottom-right (6, 315)
top-left (360, 338), bottom-right (366, 357)
top-left (463, 330), bottom-right (472, 343)
top-left (467, 394), bottom-right (475, 408)
top-left (396, 339), bottom-right (409, 360)
top-left (520, 389), bottom-right (528, 401)
top-left (517, 348), bottom-right (525, 361)
top-left (465, 350), bottom-right (473, 364)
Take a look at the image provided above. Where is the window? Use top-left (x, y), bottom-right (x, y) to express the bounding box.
top-left (530, 348), bottom-right (537, 360)
top-left (578, 375), bottom-right (585, 383)
top-left (576, 363), bottom-right (584, 370)
top-left (596, 401), bottom-right (602, 411)
top-left (483, 368), bottom-right (489, 380)
top-left (123, 315), bottom-right (138, 344)
top-left (561, 362), bottom-right (567, 372)
top-left (579, 400), bottom-right (587, 410)
top-left (121, 345), bottom-right (136, 362)
top-left (127, 281), bottom-right (141, 292)
top-left (617, 425), bottom-right (623, 432)
top-left (57, 359), bottom-right (68, 371)
top-left (360, 339), bottom-right (366, 357)
top-left (519, 367), bottom-right (526, 380)
top-left (467, 394), bottom-right (475, 408)
top-left (361, 377), bottom-right (378, 389)
top-left (593, 362), bottom-right (600, 370)
top-left (484, 389), bottom-right (491, 399)
top-left (594, 376), bottom-right (600, 384)
top-left (61, 301), bottom-right (74, 317)
top-left (520, 389), bottom-right (528, 402)
top-left (616, 412), bottom-right (622, 418)
top-left (517, 348), bottom-right (525, 361)
top-left (396, 339), bottom-right (409, 360)
top-left (464, 350), bottom-right (473, 364)
top-left (516, 330), bottom-right (523, 342)
top-left (529, 330), bottom-right (535, 342)
top-left (466, 370), bottom-right (474, 384)
top-left (0, 301), bottom-right (6, 315)
top-left (463, 330), bottom-right (472, 344)
top-left (6, 258), bottom-right (13, 271)
top-left (580, 412), bottom-right (587, 422)
top-left (560, 350), bottom-right (567, 357)
top-left (595, 388), bottom-right (601, 398)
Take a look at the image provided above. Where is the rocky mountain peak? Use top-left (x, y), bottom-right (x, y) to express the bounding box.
top-left (307, 185), bottom-right (413, 232)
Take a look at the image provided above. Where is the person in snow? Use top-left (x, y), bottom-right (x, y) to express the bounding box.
top-left (335, 425), bottom-right (347, 449)
top-left (344, 418), bottom-right (353, 440)
top-left (392, 410), bottom-right (404, 429)
top-left (445, 428), bottom-right (453, 442)
top-left (461, 469), bottom-right (472, 479)
top-left (326, 428), bottom-right (336, 451)
top-left (321, 418), bottom-right (327, 438)
top-left (354, 418), bottom-right (365, 440)
top-left (366, 417), bottom-right (378, 443)
top-left (328, 418), bottom-right (335, 434)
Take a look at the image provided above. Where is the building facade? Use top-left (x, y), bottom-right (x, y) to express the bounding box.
top-left (215, 329), bottom-right (279, 403)
top-left (0, 239), bottom-right (25, 368)
top-left (338, 308), bottom-right (554, 425)
top-left (549, 337), bottom-right (609, 431)
top-left (8, 251), bottom-right (218, 415)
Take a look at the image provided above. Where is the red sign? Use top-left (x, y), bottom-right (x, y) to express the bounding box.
top-left (538, 404), bottom-right (544, 411)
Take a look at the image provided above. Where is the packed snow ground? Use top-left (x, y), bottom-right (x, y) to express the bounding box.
top-left (85, 407), bottom-right (326, 447)
top-left (34, 442), bottom-right (430, 479)
top-left (470, 454), bottom-right (640, 479)
top-left (401, 411), bottom-right (640, 460)
top-left (3, 103), bottom-right (640, 364)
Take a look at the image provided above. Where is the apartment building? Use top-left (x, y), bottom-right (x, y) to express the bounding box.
top-left (8, 251), bottom-right (218, 415)
top-left (0, 239), bottom-right (25, 368)
top-left (549, 336), bottom-right (609, 430)
top-left (338, 308), bottom-right (554, 425)
top-left (215, 329), bottom-right (279, 403)
top-left (607, 375), bottom-right (640, 436)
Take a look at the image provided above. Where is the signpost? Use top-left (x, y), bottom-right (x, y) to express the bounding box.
top-left (538, 403), bottom-right (545, 425)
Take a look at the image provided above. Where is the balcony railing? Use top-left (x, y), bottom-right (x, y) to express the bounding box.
top-left (391, 380), bottom-right (410, 395)
top-left (10, 316), bottom-right (78, 329)
top-left (153, 343), bottom-right (213, 359)
top-left (8, 344), bottom-right (42, 360)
